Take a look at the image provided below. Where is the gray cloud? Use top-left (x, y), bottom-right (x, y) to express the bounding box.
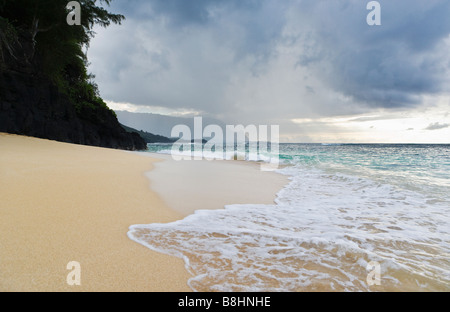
top-left (88, 0), bottom-right (450, 127)
top-left (291, 0), bottom-right (450, 108)
top-left (424, 122), bottom-right (450, 131)
top-left (109, 0), bottom-right (286, 63)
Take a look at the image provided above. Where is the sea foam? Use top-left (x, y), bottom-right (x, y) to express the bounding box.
top-left (128, 163), bottom-right (450, 291)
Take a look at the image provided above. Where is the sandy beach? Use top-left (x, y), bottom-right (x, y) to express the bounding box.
top-left (143, 153), bottom-right (288, 216)
top-left (0, 133), bottom-right (287, 292)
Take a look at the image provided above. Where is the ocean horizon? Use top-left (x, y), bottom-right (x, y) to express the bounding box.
top-left (128, 143), bottom-right (450, 291)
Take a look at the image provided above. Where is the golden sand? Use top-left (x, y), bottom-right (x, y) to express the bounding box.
top-left (0, 133), bottom-right (287, 292)
top-left (0, 133), bottom-right (191, 291)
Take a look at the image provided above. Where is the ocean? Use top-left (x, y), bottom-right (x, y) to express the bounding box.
top-left (128, 143), bottom-right (450, 291)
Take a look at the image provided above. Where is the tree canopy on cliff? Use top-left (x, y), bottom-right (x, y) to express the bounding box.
top-left (0, 1), bottom-right (147, 150)
top-left (0, 0), bottom-right (124, 114)
top-left (0, 0), bottom-right (124, 66)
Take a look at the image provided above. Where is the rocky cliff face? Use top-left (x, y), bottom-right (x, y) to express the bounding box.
top-left (0, 42), bottom-right (146, 151)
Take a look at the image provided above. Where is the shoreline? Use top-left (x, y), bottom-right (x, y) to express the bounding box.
top-left (139, 152), bottom-right (289, 216)
top-left (0, 133), bottom-right (191, 291)
top-left (0, 133), bottom-right (288, 291)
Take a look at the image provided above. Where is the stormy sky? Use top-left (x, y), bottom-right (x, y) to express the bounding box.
top-left (88, 0), bottom-right (450, 143)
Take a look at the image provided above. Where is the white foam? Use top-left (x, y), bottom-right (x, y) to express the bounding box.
top-left (158, 148), bottom-right (277, 163)
top-left (128, 165), bottom-right (450, 291)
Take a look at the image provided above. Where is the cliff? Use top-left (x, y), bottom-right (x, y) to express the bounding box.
top-left (0, 67), bottom-right (146, 150)
top-left (0, 3), bottom-right (146, 151)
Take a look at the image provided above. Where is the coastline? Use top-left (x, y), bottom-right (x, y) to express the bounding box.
top-left (0, 133), bottom-right (191, 291)
top-left (0, 133), bottom-right (288, 291)
top-left (140, 153), bottom-right (289, 216)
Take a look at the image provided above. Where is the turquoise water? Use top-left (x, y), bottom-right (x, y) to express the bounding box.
top-left (279, 144), bottom-right (450, 199)
top-left (130, 143), bottom-right (450, 291)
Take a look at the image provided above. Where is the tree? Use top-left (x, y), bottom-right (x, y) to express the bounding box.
top-left (1, 0), bottom-right (124, 58)
top-left (0, 0), bottom-right (124, 83)
top-left (0, 0), bottom-right (124, 119)
top-left (0, 1), bottom-right (147, 150)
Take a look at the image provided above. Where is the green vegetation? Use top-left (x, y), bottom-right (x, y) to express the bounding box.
top-left (0, 0), bottom-right (123, 123)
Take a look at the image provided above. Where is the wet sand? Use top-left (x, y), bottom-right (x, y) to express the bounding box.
top-left (0, 133), bottom-right (287, 291)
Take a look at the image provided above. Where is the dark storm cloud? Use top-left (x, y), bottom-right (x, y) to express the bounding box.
top-left (109, 0), bottom-right (287, 62)
top-left (90, 0), bottom-right (450, 122)
top-left (292, 0), bottom-right (450, 108)
top-left (110, 0), bottom-right (218, 24)
top-left (111, 0), bottom-right (264, 26)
